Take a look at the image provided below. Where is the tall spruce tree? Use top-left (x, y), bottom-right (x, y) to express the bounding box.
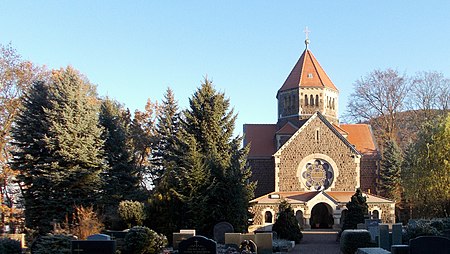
top-left (176, 78), bottom-right (255, 235)
top-left (11, 67), bottom-right (105, 233)
top-left (379, 139), bottom-right (402, 201)
top-left (99, 98), bottom-right (143, 209)
top-left (148, 88), bottom-right (183, 237)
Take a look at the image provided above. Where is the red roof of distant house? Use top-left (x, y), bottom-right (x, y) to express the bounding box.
top-left (278, 49), bottom-right (338, 94)
top-left (244, 124), bottom-right (277, 157)
top-left (340, 124), bottom-right (378, 155)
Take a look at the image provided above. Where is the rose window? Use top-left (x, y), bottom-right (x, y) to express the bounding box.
top-left (301, 159), bottom-right (334, 190)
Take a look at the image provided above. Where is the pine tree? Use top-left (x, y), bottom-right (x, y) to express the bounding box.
top-left (379, 139), bottom-right (402, 201)
top-left (99, 98), bottom-right (143, 210)
top-left (272, 200), bottom-right (303, 243)
top-left (341, 189), bottom-right (368, 232)
top-left (175, 78), bottom-right (255, 235)
top-left (11, 67), bottom-right (105, 233)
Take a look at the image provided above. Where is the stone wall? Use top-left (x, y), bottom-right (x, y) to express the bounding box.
top-left (276, 116), bottom-right (359, 192)
top-left (360, 155), bottom-right (379, 194)
top-left (368, 203), bottom-right (395, 224)
top-left (248, 157), bottom-right (275, 197)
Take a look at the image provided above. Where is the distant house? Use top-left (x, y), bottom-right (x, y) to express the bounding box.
top-left (244, 40), bottom-right (394, 231)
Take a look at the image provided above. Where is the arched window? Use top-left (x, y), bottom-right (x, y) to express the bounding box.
top-left (372, 210), bottom-right (379, 220)
top-left (340, 209), bottom-right (348, 225)
top-left (291, 95), bottom-right (295, 108)
top-left (332, 98), bottom-right (335, 110)
top-left (264, 211), bottom-right (273, 223)
top-left (310, 95), bottom-right (314, 106)
top-left (305, 95), bottom-right (308, 106)
top-left (316, 95), bottom-right (319, 106)
top-left (287, 96), bottom-right (291, 111)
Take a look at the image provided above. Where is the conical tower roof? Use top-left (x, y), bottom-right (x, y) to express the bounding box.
top-left (278, 48), bottom-right (338, 96)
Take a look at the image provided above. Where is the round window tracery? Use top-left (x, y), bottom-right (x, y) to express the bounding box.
top-left (301, 159), bottom-right (334, 190)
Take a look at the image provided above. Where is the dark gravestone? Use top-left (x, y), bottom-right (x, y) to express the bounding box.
top-left (409, 236), bottom-right (450, 254)
top-left (71, 240), bottom-right (115, 254)
top-left (213, 222), bottom-right (234, 244)
top-left (179, 236), bottom-right (216, 254)
top-left (87, 234), bottom-right (110, 241)
top-left (103, 231), bottom-right (127, 251)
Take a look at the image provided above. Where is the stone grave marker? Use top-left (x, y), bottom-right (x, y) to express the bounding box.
top-left (213, 222), bottom-right (234, 244)
top-left (378, 224), bottom-right (390, 251)
top-left (71, 240), bottom-right (115, 254)
top-left (180, 229), bottom-right (196, 235)
top-left (409, 236), bottom-right (450, 254)
top-left (255, 233), bottom-right (272, 254)
top-left (173, 233), bottom-right (195, 250)
top-left (365, 219), bottom-right (380, 241)
top-left (87, 233), bottom-right (111, 241)
top-left (103, 231), bottom-right (127, 251)
top-left (179, 236), bottom-right (216, 254)
top-left (225, 233), bottom-right (241, 247)
top-left (391, 223), bottom-right (402, 245)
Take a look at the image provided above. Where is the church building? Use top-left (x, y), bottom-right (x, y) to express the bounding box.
top-left (244, 38), bottom-right (395, 230)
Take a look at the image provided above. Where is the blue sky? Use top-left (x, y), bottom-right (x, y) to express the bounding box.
top-left (1, 1), bottom-right (450, 135)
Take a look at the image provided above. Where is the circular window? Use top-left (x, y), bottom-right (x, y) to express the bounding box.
top-left (301, 159), bottom-right (334, 190)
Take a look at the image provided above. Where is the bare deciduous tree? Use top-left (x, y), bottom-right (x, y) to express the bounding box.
top-left (345, 68), bottom-right (410, 141)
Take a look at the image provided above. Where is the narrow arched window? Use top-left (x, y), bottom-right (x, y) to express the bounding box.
top-left (310, 95), bottom-right (314, 106)
top-left (305, 95), bottom-right (308, 106)
top-left (265, 211), bottom-right (273, 223)
top-left (316, 95), bottom-right (319, 106)
top-left (332, 98), bottom-right (335, 110)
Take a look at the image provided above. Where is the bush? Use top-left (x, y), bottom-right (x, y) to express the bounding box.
top-left (124, 226), bottom-right (167, 254)
top-left (340, 229), bottom-right (373, 254)
top-left (31, 234), bottom-right (75, 254)
top-left (272, 200), bottom-right (303, 243)
top-left (403, 220), bottom-right (441, 243)
top-left (118, 200), bottom-right (147, 228)
top-left (0, 238), bottom-right (21, 254)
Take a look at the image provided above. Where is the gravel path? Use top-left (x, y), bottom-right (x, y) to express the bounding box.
top-left (292, 230), bottom-right (341, 254)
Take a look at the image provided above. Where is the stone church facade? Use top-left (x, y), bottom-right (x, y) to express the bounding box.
top-left (244, 41), bottom-right (395, 231)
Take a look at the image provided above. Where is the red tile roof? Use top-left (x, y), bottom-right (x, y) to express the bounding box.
top-left (278, 49), bottom-right (338, 94)
top-left (244, 124), bottom-right (277, 157)
top-left (339, 124), bottom-right (378, 155)
top-left (276, 122), bottom-right (298, 135)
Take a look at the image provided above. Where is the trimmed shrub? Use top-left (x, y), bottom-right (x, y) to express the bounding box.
top-left (403, 220), bottom-right (441, 243)
top-left (124, 226), bottom-right (167, 254)
top-left (340, 229), bottom-right (373, 254)
top-left (118, 200), bottom-right (147, 228)
top-left (272, 200), bottom-right (303, 243)
top-left (0, 238), bottom-right (21, 254)
top-left (31, 234), bottom-right (75, 254)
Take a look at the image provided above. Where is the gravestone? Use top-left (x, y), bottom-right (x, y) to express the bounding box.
top-left (391, 223), bottom-right (402, 245)
top-left (225, 233), bottom-right (241, 247)
top-left (180, 229), bottom-right (196, 235)
top-left (71, 240), bottom-right (115, 254)
top-left (365, 219), bottom-right (380, 241)
top-left (213, 222), bottom-right (234, 244)
top-left (173, 233), bottom-right (195, 250)
top-left (87, 234), bottom-right (110, 241)
top-left (255, 233), bottom-right (272, 254)
top-left (179, 236), bottom-right (216, 254)
top-left (357, 223), bottom-right (366, 229)
top-left (103, 231), bottom-right (127, 251)
top-left (409, 236), bottom-right (450, 254)
top-left (378, 224), bottom-right (390, 251)
top-left (391, 245), bottom-right (409, 254)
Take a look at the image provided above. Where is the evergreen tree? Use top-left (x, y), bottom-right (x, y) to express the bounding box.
top-left (175, 78), bottom-right (255, 235)
top-left (11, 67), bottom-right (105, 233)
top-left (99, 98), bottom-right (143, 211)
top-left (272, 200), bottom-right (303, 243)
top-left (147, 88), bottom-right (183, 237)
top-left (379, 139), bottom-right (403, 201)
top-left (341, 189), bottom-right (369, 232)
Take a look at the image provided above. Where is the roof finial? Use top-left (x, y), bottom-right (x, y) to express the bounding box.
top-left (304, 26), bottom-right (311, 49)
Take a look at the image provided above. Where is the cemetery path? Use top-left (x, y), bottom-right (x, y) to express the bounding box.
top-left (292, 230), bottom-right (341, 254)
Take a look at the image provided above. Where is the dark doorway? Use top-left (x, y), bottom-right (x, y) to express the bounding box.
top-left (310, 203), bottom-right (333, 229)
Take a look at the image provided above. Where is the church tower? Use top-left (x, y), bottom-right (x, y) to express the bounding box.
top-left (276, 37), bottom-right (339, 129)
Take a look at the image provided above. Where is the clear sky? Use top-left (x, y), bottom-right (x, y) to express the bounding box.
top-left (1, 1), bottom-right (450, 135)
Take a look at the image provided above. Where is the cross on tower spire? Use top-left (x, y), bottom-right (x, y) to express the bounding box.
top-left (304, 26), bottom-right (311, 49)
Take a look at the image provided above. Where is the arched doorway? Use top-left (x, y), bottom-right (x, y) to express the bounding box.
top-left (310, 203), bottom-right (333, 229)
top-left (295, 210), bottom-right (304, 229)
